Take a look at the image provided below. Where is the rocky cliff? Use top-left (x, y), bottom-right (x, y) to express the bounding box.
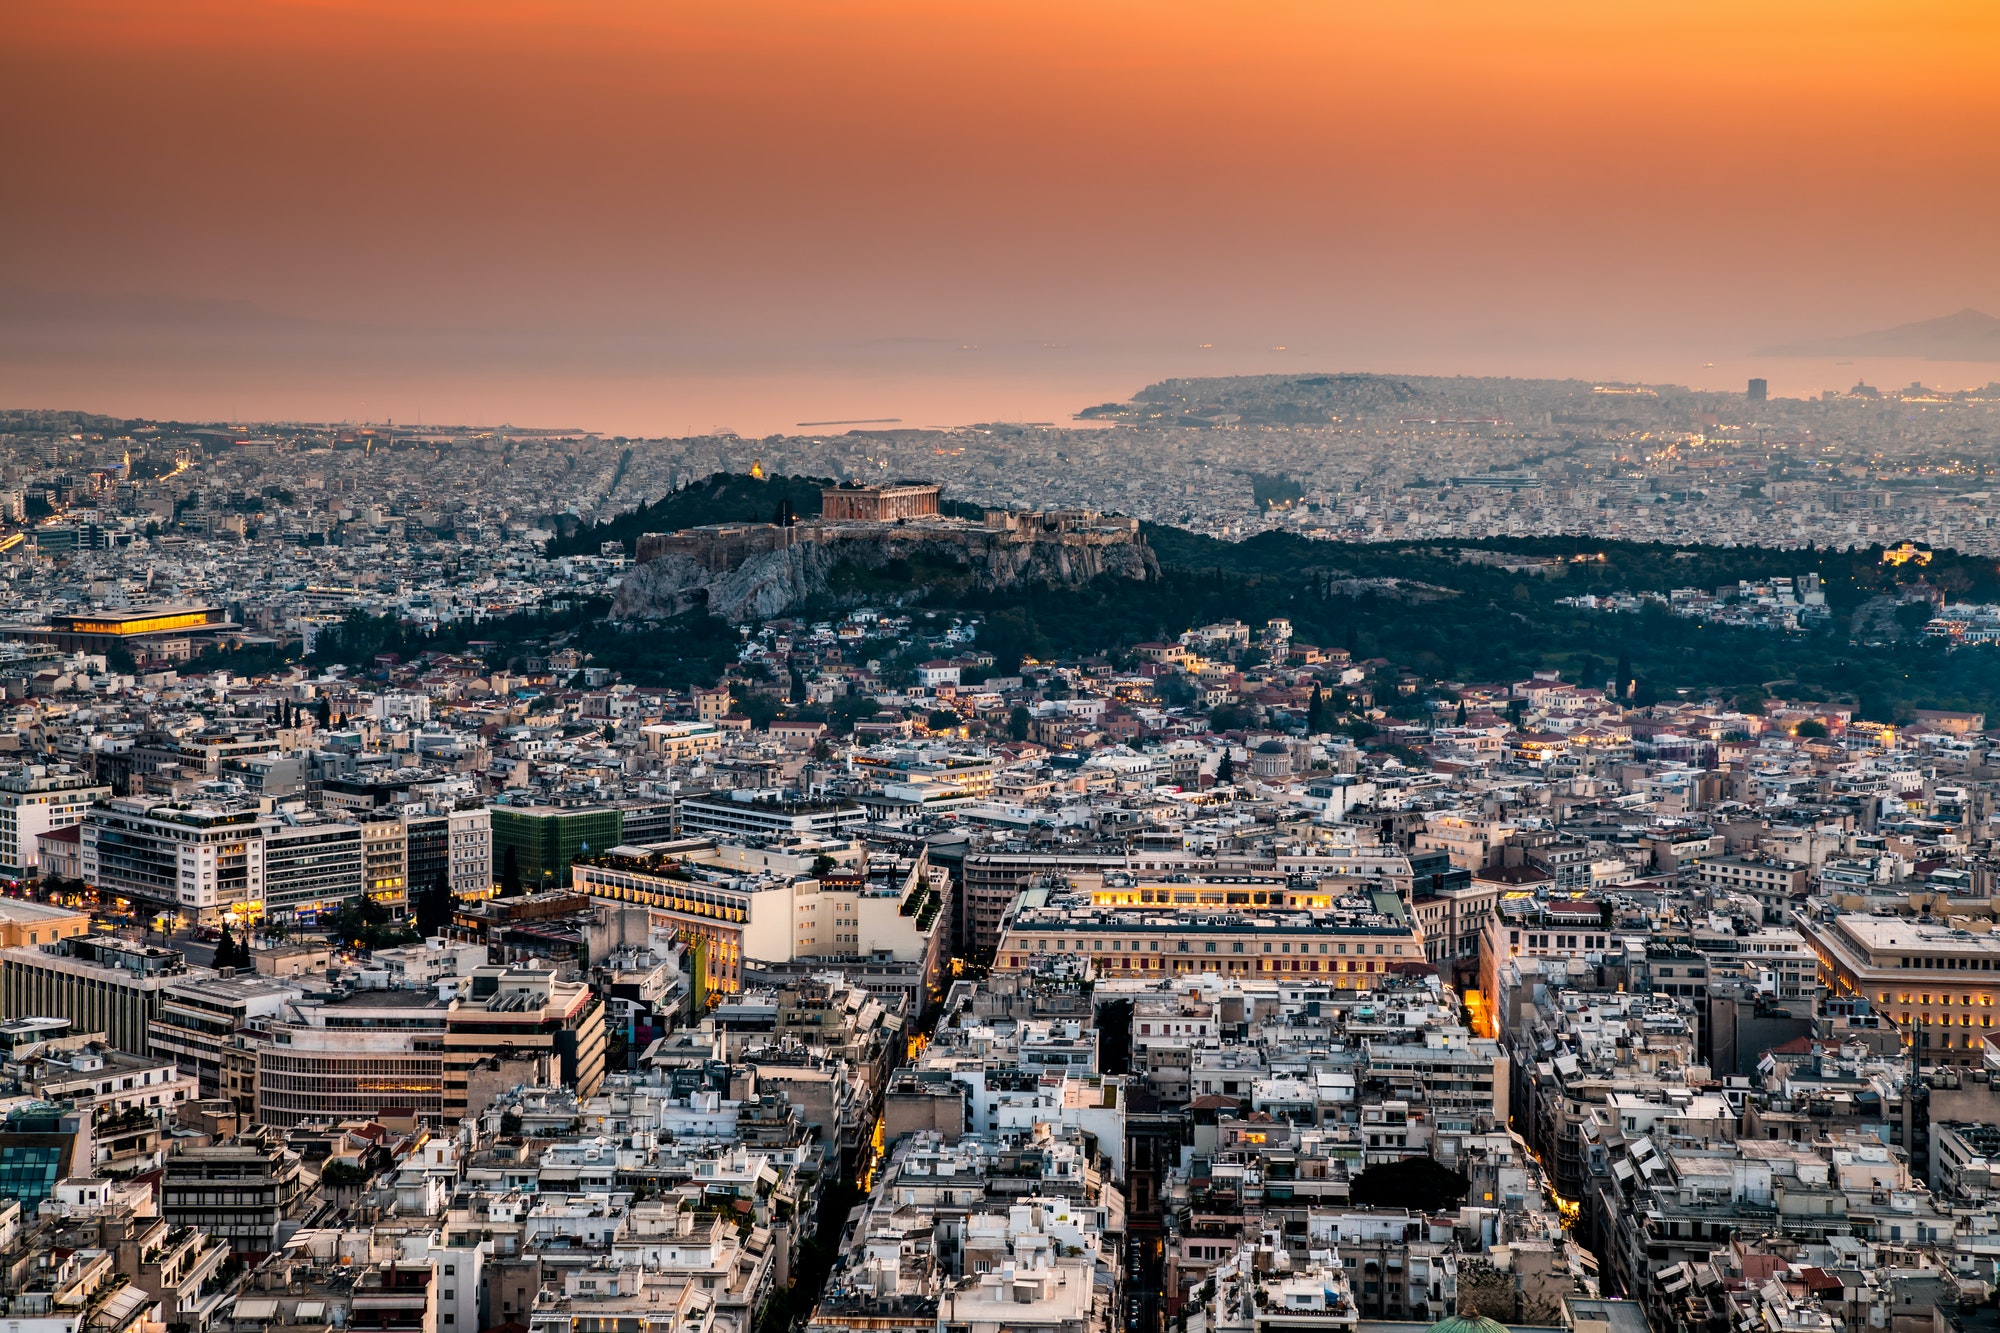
top-left (611, 525), bottom-right (1158, 622)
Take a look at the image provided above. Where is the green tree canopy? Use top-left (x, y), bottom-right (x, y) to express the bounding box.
top-left (1347, 1157), bottom-right (1469, 1213)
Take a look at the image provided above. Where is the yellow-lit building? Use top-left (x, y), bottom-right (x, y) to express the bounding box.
top-left (1797, 913), bottom-right (2000, 1064)
top-left (0, 899), bottom-right (92, 948)
top-left (12, 605), bottom-right (236, 662)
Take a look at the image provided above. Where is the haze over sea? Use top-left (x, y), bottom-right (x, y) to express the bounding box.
top-left (4, 329), bottom-right (1995, 438)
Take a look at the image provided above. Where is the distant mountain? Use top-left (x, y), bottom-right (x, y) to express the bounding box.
top-left (1758, 308), bottom-right (2000, 360)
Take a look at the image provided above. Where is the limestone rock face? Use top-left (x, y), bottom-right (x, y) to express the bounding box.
top-left (612, 527), bottom-right (1157, 623)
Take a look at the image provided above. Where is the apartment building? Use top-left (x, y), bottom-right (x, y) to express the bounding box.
top-left (161, 1128), bottom-right (306, 1259)
top-left (362, 811), bottom-right (410, 914)
top-left (1696, 854), bottom-right (1809, 922)
top-left (0, 766), bottom-right (110, 878)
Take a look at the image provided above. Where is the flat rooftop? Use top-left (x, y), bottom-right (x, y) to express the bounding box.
top-left (0, 900), bottom-right (88, 925)
top-left (1836, 916), bottom-right (2000, 955)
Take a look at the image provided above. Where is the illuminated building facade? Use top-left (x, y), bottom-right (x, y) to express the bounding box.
top-left (1798, 913), bottom-right (2000, 1065)
top-left (10, 605), bottom-right (235, 662)
top-left (81, 796), bottom-right (368, 926)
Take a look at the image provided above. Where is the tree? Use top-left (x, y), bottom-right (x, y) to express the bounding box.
top-left (1347, 1157), bottom-right (1469, 1213)
top-left (1616, 651), bottom-right (1633, 700)
top-left (1008, 706), bottom-right (1031, 742)
top-left (1306, 683), bottom-right (1326, 733)
top-left (927, 708), bottom-right (960, 733)
top-left (213, 926), bottom-right (241, 969)
top-left (1216, 754), bottom-right (1235, 784)
top-left (325, 892), bottom-right (417, 951)
top-left (1794, 718), bottom-right (1828, 739)
top-left (1506, 699), bottom-right (1526, 730)
top-left (1453, 700), bottom-right (1467, 726)
top-left (415, 869), bottom-right (457, 938)
top-left (500, 846), bottom-right (523, 898)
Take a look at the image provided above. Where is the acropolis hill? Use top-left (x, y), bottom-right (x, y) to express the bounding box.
top-left (613, 483), bottom-right (1156, 622)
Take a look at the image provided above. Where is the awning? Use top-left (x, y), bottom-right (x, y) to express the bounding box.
top-left (232, 1300), bottom-right (280, 1320)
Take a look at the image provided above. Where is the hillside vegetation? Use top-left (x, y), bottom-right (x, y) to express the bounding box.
top-left (485, 474), bottom-right (2000, 720)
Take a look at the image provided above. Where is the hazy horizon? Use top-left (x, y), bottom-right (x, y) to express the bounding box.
top-left (5, 2), bottom-right (1997, 435)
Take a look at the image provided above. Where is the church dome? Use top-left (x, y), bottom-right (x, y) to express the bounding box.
top-left (1423, 1316), bottom-right (1511, 1333)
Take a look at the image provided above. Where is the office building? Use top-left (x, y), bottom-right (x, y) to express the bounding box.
top-left (0, 936), bottom-right (203, 1054)
top-left (255, 990), bottom-right (451, 1129)
top-left (993, 883), bottom-right (1423, 983)
top-left (678, 793), bottom-right (867, 845)
top-left (442, 966), bottom-right (606, 1120)
top-left (150, 972), bottom-right (301, 1101)
top-left (261, 815), bottom-right (366, 922)
top-left (1798, 913), bottom-right (2000, 1064)
top-left (82, 796), bottom-right (368, 927)
top-left (0, 1100), bottom-right (92, 1208)
top-left (490, 805), bottom-right (624, 889)
top-left (573, 842), bottom-right (946, 999)
top-left (81, 796), bottom-right (268, 924)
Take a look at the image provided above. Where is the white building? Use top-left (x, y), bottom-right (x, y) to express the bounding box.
top-left (0, 766), bottom-right (111, 879)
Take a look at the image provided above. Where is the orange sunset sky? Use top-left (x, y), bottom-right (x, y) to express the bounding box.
top-left (3, 1), bottom-right (1998, 433)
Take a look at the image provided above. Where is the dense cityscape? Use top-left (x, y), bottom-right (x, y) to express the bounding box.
top-left (0, 372), bottom-right (1996, 1333)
